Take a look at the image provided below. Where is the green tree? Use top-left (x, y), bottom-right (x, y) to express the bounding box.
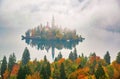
top-left (104, 51), bottom-right (111, 65)
top-left (55, 52), bottom-right (63, 61)
top-left (1, 56), bottom-right (7, 79)
top-left (91, 52), bottom-right (96, 57)
top-left (116, 52), bottom-right (120, 64)
top-left (106, 65), bottom-right (114, 79)
top-left (58, 52), bottom-right (62, 60)
top-left (22, 47), bottom-right (30, 65)
top-left (8, 53), bottom-right (16, 72)
top-left (73, 48), bottom-right (77, 60)
top-left (95, 64), bottom-right (106, 79)
top-left (17, 65), bottom-right (31, 79)
top-left (78, 56), bottom-right (87, 68)
top-left (40, 65), bottom-right (50, 79)
top-left (46, 62), bottom-right (51, 78)
top-left (60, 63), bottom-right (66, 79)
top-left (69, 51), bottom-right (74, 61)
top-left (41, 56), bottom-right (51, 79)
top-left (44, 55), bottom-right (47, 62)
top-left (89, 60), bottom-right (96, 75)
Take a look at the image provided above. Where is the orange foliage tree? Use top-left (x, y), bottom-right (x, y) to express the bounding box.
top-left (10, 64), bottom-right (20, 77)
top-left (112, 61), bottom-right (120, 79)
top-left (3, 69), bottom-right (9, 79)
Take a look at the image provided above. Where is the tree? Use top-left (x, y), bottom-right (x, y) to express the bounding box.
top-left (10, 64), bottom-right (20, 77)
top-left (73, 48), bottom-right (77, 60)
top-left (55, 52), bottom-right (63, 61)
top-left (3, 69), bottom-right (9, 79)
top-left (40, 66), bottom-right (48, 79)
top-left (95, 64), bottom-right (106, 79)
top-left (8, 53), bottom-right (16, 72)
top-left (116, 52), bottom-right (120, 64)
top-left (78, 56), bottom-right (87, 69)
top-left (44, 56), bottom-right (51, 78)
top-left (106, 65), bottom-right (114, 79)
top-left (104, 51), bottom-right (111, 65)
top-left (22, 47), bottom-right (30, 65)
top-left (46, 62), bottom-right (51, 78)
top-left (69, 51), bottom-right (74, 61)
top-left (1, 56), bottom-right (7, 79)
top-left (60, 63), bottom-right (66, 79)
top-left (69, 49), bottom-right (77, 61)
top-left (17, 65), bottom-right (31, 79)
top-left (44, 55), bottom-right (47, 62)
top-left (57, 52), bottom-right (62, 60)
top-left (26, 72), bottom-right (41, 79)
top-left (40, 58), bottom-right (51, 79)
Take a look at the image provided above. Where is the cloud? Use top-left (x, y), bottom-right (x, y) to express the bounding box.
top-left (0, 0), bottom-right (120, 61)
top-left (0, 0), bottom-right (120, 30)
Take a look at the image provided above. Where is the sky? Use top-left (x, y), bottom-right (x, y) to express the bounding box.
top-left (0, 0), bottom-right (120, 62)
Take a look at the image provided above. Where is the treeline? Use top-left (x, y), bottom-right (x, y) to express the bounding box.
top-left (25, 25), bottom-right (83, 40)
top-left (0, 47), bottom-right (120, 79)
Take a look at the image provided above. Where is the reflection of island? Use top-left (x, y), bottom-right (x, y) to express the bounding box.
top-left (22, 16), bottom-right (85, 58)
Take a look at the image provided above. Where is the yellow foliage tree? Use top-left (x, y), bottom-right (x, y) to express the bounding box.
top-left (26, 72), bottom-right (41, 79)
top-left (112, 61), bottom-right (120, 79)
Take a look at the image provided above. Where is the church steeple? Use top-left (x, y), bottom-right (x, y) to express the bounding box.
top-left (52, 16), bottom-right (55, 28)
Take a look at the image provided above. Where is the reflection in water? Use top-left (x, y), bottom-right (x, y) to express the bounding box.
top-left (22, 36), bottom-right (85, 59)
top-left (21, 17), bottom-right (85, 59)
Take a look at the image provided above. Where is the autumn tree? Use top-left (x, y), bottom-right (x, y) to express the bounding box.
top-left (104, 51), bottom-right (110, 65)
top-left (52, 63), bottom-right (60, 79)
top-left (26, 72), bottom-right (41, 79)
top-left (10, 64), bottom-right (20, 78)
top-left (8, 53), bottom-right (16, 72)
top-left (95, 64), bottom-right (106, 79)
top-left (60, 63), bottom-right (66, 79)
top-left (78, 56), bottom-right (87, 68)
top-left (106, 65), bottom-right (114, 79)
top-left (22, 47), bottom-right (30, 65)
top-left (1, 56), bottom-right (7, 79)
top-left (3, 69), bottom-right (9, 79)
top-left (116, 52), bottom-right (120, 64)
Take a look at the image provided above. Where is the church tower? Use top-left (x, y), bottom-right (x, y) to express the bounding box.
top-left (52, 16), bottom-right (55, 28)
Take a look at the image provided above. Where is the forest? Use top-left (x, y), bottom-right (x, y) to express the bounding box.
top-left (0, 47), bottom-right (120, 79)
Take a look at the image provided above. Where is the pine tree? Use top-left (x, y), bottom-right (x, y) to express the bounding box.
top-left (69, 51), bottom-right (74, 61)
top-left (41, 56), bottom-right (51, 79)
top-left (60, 63), bottom-right (66, 79)
top-left (22, 47), bottom-right (30, 65)
top-left (44, 55), bottom-right (47, 62)
top-left (17, 65), bottom-right (31, 79)
top-left (46, 62), bottom-right (51, 78)
top-left (1, 56), bottom-right (7, 79)
top-left (8, 53), bottom-right (16, 72)
top-left (58, 52), bottom-right (62, 60)
top-left (73, 48), bottom-right (77, 60)
top-left (95, 64), bottom-right (106, 79)
top-left (104, 51), bottom-right (110, 65)
top-left (116, 52), bottom-right (120, 64)
top-left (40, 66), bottom-right (46, 79)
